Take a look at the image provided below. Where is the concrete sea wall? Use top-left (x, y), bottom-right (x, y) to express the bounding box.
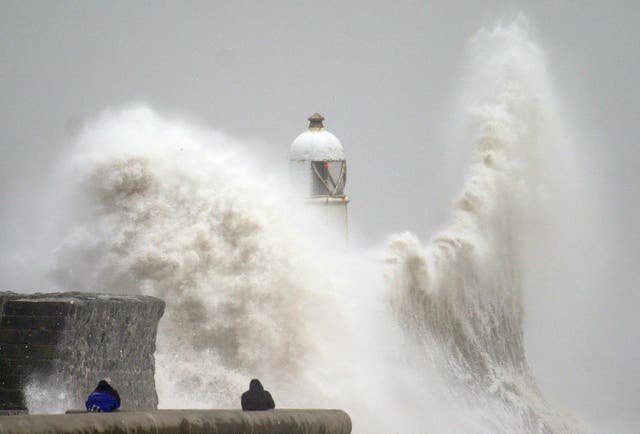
top-left (0, 292), bottom-right (164, 412)
top-left (0, 409), bottom-right (352, 433)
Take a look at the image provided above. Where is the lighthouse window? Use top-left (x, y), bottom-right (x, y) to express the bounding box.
top-left (311, 160), bottom-right (346, 196)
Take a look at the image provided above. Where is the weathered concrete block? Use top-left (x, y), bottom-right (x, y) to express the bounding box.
top-left (0, 329), bottom-right (61, 345)
top-left (0, 292), bottom-right (164, 413)
top-left (0, 316), bottom-right (66, 330)
top-left (0, 409), bottom-right (353, 433)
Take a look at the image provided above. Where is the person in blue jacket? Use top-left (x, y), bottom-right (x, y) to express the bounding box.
top-left (86, 379), bottom-right (121, 412)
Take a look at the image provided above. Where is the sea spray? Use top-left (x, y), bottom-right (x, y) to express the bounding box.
top-left (385, 16), bottom-right (584, 433)
top-left (41, 16), bottom-right (588, 434)
top-left (49, 106), bottom-right (326, 407)
top-left (46, 106), bottom-right (466, 432)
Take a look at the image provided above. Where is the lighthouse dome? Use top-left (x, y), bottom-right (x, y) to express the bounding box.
top-left (289, 113), bottom-right (344, 161)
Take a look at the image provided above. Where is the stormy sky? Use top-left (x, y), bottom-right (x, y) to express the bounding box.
top-left (1, 1), bottom-right (638, 432)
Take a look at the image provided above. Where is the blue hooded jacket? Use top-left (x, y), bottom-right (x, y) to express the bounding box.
top-left (85, 380), bottom-right (120, 412)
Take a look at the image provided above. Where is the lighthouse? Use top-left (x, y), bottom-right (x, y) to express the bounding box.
top-left (289, 113), bottom-right (349, 241)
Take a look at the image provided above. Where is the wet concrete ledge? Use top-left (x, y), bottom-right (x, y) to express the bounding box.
top-left (0, 409), bottom-right (352, 434)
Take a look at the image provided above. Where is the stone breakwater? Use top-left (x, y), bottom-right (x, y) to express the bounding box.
top-left (0, 292), bottom-right (164, 412)
top-left (0, 409), bottom-right (352, 434)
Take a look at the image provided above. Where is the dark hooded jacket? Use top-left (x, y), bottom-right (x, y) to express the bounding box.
top-left (241, 379), bottom-right (275, 411)
top-left (86, 380), bottom-right (121, 412)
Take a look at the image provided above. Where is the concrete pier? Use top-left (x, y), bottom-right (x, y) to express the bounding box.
top-left (0, 292), bottom-right (164, 412)
top-left (0, 409), bottom-right (352, 433)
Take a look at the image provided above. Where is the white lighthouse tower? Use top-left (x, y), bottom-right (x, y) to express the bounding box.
top-left (289, 113), bottom-right (349, 241)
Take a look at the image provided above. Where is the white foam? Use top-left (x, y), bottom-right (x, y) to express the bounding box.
top-left (43, 15), bottom-right (591, 434)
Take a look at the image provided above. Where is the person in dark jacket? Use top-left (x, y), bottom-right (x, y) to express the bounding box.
top-left (86, 379), bottom-right (121, 412)
top-left (241, 379), bottom-right (275, 411)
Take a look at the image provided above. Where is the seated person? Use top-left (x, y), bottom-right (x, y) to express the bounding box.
top-left (241, 379), bottom-right (275, 411)
top-left (85, 379), bottom-right (121, 412)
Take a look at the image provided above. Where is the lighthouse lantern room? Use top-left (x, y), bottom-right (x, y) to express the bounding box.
top-left (289, 113), bottom-right (349, 240)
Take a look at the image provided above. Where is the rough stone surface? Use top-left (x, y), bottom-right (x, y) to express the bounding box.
top-left (0, 409), bottom-right (352, 433)
top-left (0, 292), bottom-right (165, 412)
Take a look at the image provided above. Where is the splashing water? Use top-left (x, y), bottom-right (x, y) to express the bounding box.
top-left (386, 16), bottom-right (585, 433)
top-left (49, 106), bottom-right (325, 406)
top-left (42, 15), bottom-right (588, 434)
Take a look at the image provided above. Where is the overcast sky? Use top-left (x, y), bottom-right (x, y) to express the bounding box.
top-left (1, 1), bottom-right (639, 431)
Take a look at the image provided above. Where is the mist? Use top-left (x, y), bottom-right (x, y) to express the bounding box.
top-left (1, 1), bottom-right (639, 432)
